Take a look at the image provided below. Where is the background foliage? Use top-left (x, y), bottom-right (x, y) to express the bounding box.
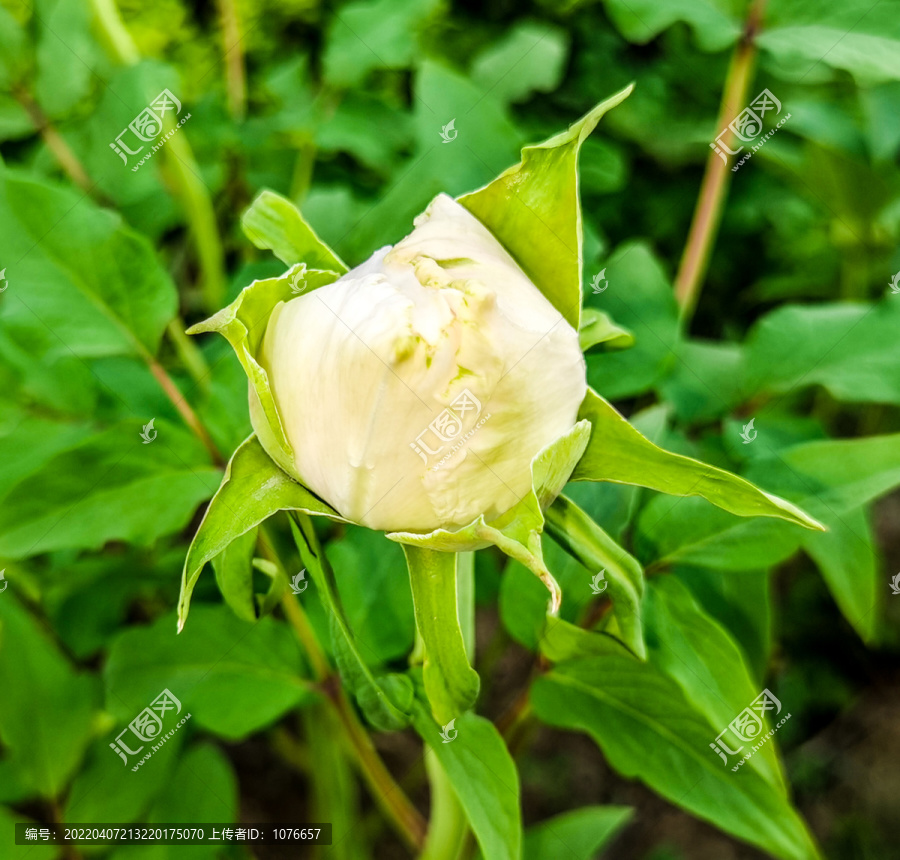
top-left (1, 0), bottom-right (900, 857)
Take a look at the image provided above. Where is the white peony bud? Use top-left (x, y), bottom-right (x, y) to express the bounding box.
top-left (252, 193), bottom-right (586, 532)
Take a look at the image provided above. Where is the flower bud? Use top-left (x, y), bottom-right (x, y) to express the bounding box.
top-left (253, 193), bottom-right (586, 532)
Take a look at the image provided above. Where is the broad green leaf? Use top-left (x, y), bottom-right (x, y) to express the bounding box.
top-left (241, 189), bottom-right (348, 272)
top-left (178, 436), bottom-right (341, 630)
top-left (0, 169), bottom-right (177, 358)
top-left (64, 732), bottom-right (186, 825)
top-left (675, 566), bottom-right (773, 683)
top-left (540, 614), bottom-right (637, 663)
top-left (322, 0), bottom-right (441, 87)
top-left (290, 515), bottom-right (413, 731)
top-left (532, 657), bottom-right (821, 860)
top-left (34, 0), bottom-right (97, 117)
top-left (105, 607), bottom-right (315, 740)
top-left (742, 301), bottom-right (900, 404)
top-left (585, 242), bottom-right (680, 399)
top-left (801, 506), bottom-right (880, 643)
top-left (413, 704), bottom-right (522, 860)
top-left (0, 598), bottom-right (99, 797)
top-left (645, 577), bottom-right (787, 793)
top-left (187, 269), bottom-right (338, 469)
top-left (759, 1), bottom-right (900, 85)
top-left (578, 307), bottom-right (634, 353)
top-left (572, 388), bottom-right (824, 531)
top-left (600, 0), bottom-right (742, 51)
top-left (471, 21), bottom-right (569, 105)
top-left (544, 494), bottom-right (645, 658)
top-left (458, 85), bottom-right (633, 330)
top-left (523, 805), bottom-right (634, 860)
top-left (404, 546), bottom-right (480, 723)
top-left (0, 422), bottom-right (220, 559)
top-left (659, 340), bottom-right (746, 422)
top-left (326, 526), bottom-right (415, 664)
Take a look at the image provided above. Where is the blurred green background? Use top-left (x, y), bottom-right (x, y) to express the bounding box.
top-left (1, 0), bottom-right (900, 857)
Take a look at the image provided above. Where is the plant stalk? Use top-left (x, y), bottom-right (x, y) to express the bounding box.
top-left (673, 0), bottom-right (767, 319)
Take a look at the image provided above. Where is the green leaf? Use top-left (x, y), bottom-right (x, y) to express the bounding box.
top-left (403, 546), bottom-right (480, 723)
top-left (34, 0), bottom-right (97, 117)
top-left (0, 422), bottom-right (220, 559)
top-left (212, 527), bottom-right (260, 623)
top-left (187, 269), bottom-right (338, 469)
top-left (572, 388), bottom-right (824, 531)
top-left (585, 242), bottom-right (680, 399)
top-left (105, 607), bottom-right (315, 740)
top-left (413, 704), bottom-right (522, 860)
top-left (532, 657), bottom-right (822, 860)
top-left (0, 169), bottom-right (177, 358)
top-left (544, 494), bottom-right (645, 658)
top-left (578, 307), bottom-right (634, 353)
top-left (178, 436), bottom-right (341, 630)
top-left (759, 2), bottom-right (900, 85)
top-left (325, 525), bottom-right (416, 664)
top-left (801, 506), bottom-right (880, 643)
top-left (0, 597), bottom-right (99, 797)
top-left (540, 614), bottom-right (637, 663)
top-left (600, 0), bottom-right (742, 51)
top-left (241, 189), bottom-right (348, 272)
top-left (458, 85), bottom-right (633, 330)
top-left (659, 339), bottom-right (746, 422)
top-left (470, 21), bottom-right (570, 105)
top-left (322, 0), bottom-right (441, 88)
top-left (522, 805), bottom-right (634, 860)
top-left (290, 515), bottom-right (413, 731)
top-left (644, 577), bottom-right (787, 793)
top-left (742, 301), bottom-right (900, 404)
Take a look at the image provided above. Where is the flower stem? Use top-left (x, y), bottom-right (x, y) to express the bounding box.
top-left (673, 0), bottom-right (767, 319)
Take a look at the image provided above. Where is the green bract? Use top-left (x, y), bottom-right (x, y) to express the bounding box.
top-left (180, 86), bottom-right (824, 731)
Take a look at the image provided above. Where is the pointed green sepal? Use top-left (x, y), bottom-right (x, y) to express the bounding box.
top-left (187, 266), bottom-right (339, 471)
top-left (573, 388), bottom-right (825, 531)
top-left (178, 436), bottom-right (344, 631)
top-left (458, 84), bottom-right (634, 330)
top-left (241, 189), bottom-right (349, 273)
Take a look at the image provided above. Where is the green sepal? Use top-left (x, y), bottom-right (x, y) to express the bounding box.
top-left (241, 188), bottom-right (349, 273)
top-left (458, 84), bottom-right (634, 330)
top-left (544, 494), bottom-right (646, 658)
top-left (579, 307), bottom-right (635, 352)
top-left (178, 436), bottom-right (344, 631)
top-left (572, 388), bottom-right (825, 531)
top-left (403, 546), bottom-right (480, 724)
top-left (187, 267), bottom-right (340, 470)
